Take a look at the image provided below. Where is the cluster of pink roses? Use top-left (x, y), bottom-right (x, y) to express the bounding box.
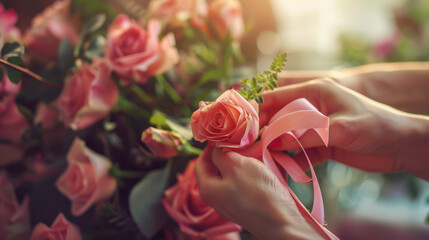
top-left (149, 0), bottom-right (244, 41)
top-left (0, 0), bottom-right (248, 238)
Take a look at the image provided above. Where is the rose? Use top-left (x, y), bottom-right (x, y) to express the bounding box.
top-left (0, 3), bottom-right (21, 45)
top-left (30, 213), bottom-right (81, 240)
top-left (0, 73), bottom-right (29, 166)
top-left (162, 159), bottom-right (242, 238)
top-left (56, 138), bottom-right (117, 216)
top-left (149, 0), bottom-right (207, 25)
top-left (141, 127), bottom-right (182, 158)
top-left (208, 0), bottom-right (244, 41)
top-left (191, 89), bottom-right (259, 148)
top-left (105, 14), bottom-right (179, 84)
top-left (24, 0), bottom-right (79, 62)
top-left (0, 171), bottom-right (30, 240)
top-left (55, 58), bottom-right (118, 130)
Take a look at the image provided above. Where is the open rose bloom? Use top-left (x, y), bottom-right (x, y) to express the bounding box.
top-left (0, 172), bottom-right (30, 240)
top-left (191, 89), bottom-right (259, 148)
top-left (105, 14), bottom-right (179, 83)
top-left (56, 138), bottom-right (117, 216)
top-left (24, 0), bottom-right (79, 62)
top-left (163, 159), bottom-right (242, 239)
top-left (0, 3), bottom-right (21, 45)
top-left (55, 58), bottom-right (118, 130)
top-left (208, 0), bottom-right (244, 41)
top-left (30, 213), bottom-right (81, 240)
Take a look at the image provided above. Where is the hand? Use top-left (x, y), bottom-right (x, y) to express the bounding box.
top-left (260, 78), bottom-right (429, 180)
top-left (195, 145), bottom-right (324, 240)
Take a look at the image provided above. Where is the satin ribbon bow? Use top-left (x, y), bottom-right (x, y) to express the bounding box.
top-left (240, 98), bottom-right (338, 239)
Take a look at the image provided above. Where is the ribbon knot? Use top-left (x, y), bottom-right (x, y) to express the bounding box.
top-left (239, 98), bottom-right (338, 239)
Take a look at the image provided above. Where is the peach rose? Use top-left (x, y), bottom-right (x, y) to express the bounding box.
top-left (0, 171), bottom-right (30, 240)
top-left (105, 14), bottom-right (179, 84)
top-left (0, 73), bottom-right (29, 166)
top-left (208, 0), bottom-right (244, 41)
top-left (0, 3), bottom-right (21, 44)
top-left (24, 0), bottom-right (79, 62)
top-left (141, 127), bottom-right (182, 158)
top-left (55, 58), bottom-right (118, 130)
top-left (149, 0), bottom-right (207, 22)
top-left (56, 138), bottom-right (117, 216)
top-left (163, 159), bottom-right (242, 238)
top-left (30, 213), bottom-right (81, 240)
top-left (191, 89), bottom-right (259, 148)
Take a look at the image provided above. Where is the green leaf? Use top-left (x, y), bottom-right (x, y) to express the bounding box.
top-left (1, 42), bottom-right (23, 57)
top-left (5, 56), bottom-right (22, 84)
top-left (0, 68), bottom-right (3, 83)
top-left (58, 40), bottom-right (75, 72)
top-left (426, 213), bottom-right (429, 225)
top-left (83, 14), bottom-right (106, 34)
top-left (156, 75), bottom-right (181, 104)
top-left (129, 160), bottom-right (172, 239)
top-left (149, 113), bottom-right (170, 130)
top-left (165, 118), bottom-right (193, 141)
top-left (85, 35), bottom-right (106, 60)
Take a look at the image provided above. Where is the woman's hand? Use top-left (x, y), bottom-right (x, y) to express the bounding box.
top-left (195, 145), bottom-right (324, 240)
top-left (260, 78), bottom-right (429, 180)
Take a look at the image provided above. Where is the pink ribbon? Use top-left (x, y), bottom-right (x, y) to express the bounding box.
top-left (239, 98), bottom-right (338, 239)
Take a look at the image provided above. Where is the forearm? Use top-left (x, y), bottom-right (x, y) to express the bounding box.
top-left (333, 62), bottom-right (429, 114)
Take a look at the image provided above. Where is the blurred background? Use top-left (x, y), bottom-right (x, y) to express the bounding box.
top-left (2, 0), bottom-right (429, 239)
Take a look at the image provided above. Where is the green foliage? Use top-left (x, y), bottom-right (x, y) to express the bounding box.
top-left (1, 42), bottom-right (24, 58)
top-left (426, 213), bottom-right (429, 225)
top-left (58, 40), bottom-right (75, 72)
top-left (5, 56), bottom-right (23, 84)
top-left (129, 160), bottom-right (172, 239)
top-left (150, 111), bottom-right (193, 140)
top-left (238, 53), bottom-right (287, 103)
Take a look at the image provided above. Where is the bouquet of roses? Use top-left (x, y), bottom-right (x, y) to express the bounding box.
top-left (0, 0), bottom-right (335, 239)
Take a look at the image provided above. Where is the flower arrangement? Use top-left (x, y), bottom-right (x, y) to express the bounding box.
top-left (0, 0), bottom-right (332, 239)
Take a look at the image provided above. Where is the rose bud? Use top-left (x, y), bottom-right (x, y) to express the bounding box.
top-left (141, 127), bottom-right (182, 158)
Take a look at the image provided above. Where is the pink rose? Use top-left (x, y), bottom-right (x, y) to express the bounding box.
top-left (0, 3), bottom-right (21, 44)
top-left (30, 213), bottom-right (81, 240)
top-left (105, 14), bottom-right (179, 83)
top-left (0, 73), bottom-right (29, 166)
top-left (55, 58), bottom-right (119, 130)
top-left (141, 127), bottom-right (182, 158)
top-left (24, 0), bottom-right (79, 62)
top-left (208, 0), bottom-right (244, 41)
top-left (0, 171), bottom-right (30, 240)
top-left (149, 0), bottom-right (207, 22)
top-left (56, 138), bottom-right (117, 216)
top-left (163, 159), bottom-right (242, 238)
top-left (191, 89), bottom-right (259, 148)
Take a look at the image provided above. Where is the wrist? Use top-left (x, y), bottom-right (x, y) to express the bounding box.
top-left (398, 113), bottom-right (429, 180)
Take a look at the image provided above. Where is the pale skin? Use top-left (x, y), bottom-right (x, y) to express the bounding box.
top-left (195, 62), bottom-right (429, 239)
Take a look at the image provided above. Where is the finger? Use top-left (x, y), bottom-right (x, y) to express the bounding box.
top-left (278, 71), bottom-right (327, 86)
top-left (195, 144), bottom-right (220, 182)
top-left (293, 147), bottom-right (332, 171)
top-left (269, 130), bottom-right (327, 151)
top-left (211, 147), bottom-right (245, 177)
top-left (260, 81), bottom-right (317, 113)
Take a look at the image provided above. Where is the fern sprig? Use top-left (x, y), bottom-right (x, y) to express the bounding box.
top-left (238, 53), bottom-right (287, 103)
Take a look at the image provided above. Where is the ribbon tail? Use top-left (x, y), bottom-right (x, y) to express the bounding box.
top-left (287, 186), bottom-right (339, 240)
